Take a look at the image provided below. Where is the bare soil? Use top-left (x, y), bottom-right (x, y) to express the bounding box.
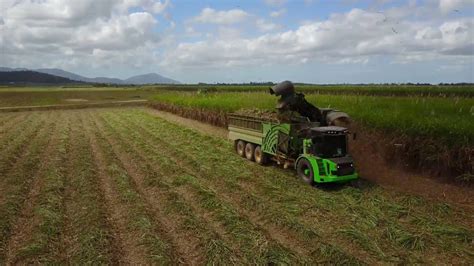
top-left (349, 128), bottom-right (474, 210)
top-left (64, 99), bottom-right (89, 102)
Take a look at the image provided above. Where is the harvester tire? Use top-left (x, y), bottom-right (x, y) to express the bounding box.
top-left (236, 140), bottom-right (246, 157)
top-left (254, 145), bottom-right (269, 165)
top-left (297, 158), bottom-right (314, 185)
top-left (245, 143), bottom-right (256, 161)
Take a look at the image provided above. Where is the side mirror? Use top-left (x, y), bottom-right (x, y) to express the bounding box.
top-left (353, 132), bottom-right (357, 141)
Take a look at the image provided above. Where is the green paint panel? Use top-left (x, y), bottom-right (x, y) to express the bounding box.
top-left (228, 114), bottom-right (358, 184)
top-left (262, 122), bottom-right (291, 155)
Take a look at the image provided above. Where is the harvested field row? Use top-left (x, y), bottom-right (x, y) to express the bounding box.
top-left (0, 100), bottom-right (148, 113)
top-left (0, 108), bottom-right (472, 264)
top-left (109, 109), bottom-right (473, 263)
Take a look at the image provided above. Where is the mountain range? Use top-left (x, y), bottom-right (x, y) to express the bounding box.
top-left (0, 67), bottom-right (180, 85)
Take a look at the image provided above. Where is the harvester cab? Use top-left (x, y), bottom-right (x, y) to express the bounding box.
top-left (306, 126), bottom-right (349, 158)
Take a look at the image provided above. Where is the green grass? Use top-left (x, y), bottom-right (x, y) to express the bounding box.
top-left (0, 89), bottom-right (154, 107)
top-left (2, 84), bottom-right (472, 96)
top-left (147, 84), bottom-right (474, 97)
top-left (150, 91), bottom-right (474, 146)
top-left (101, 110), bottom-right (360, 264)
top-left (1, 108), bottom-right (472, 264)
top-left (13, 114), bottom-right (70, 263)
top-left (98, 111), bottom-right (290, 264)
top-left (88, 114), bottom-right (174, 264)
top-left (60, 115), bottom-right (115, 263)
top-left (1, 85), bottom-right (472, 146)
top-left (102, 108), bottom-right (473, 264)
top-left (0, 114), bottom-right (54, 264)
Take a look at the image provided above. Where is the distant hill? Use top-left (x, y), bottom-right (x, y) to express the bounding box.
top-left (124, 73), bottom-right (180, 85)
top-left (35, 68), bottom-right (92, 82)
top-left (0, 70), bottom-right (79, 84)
top-left (0, 67), bottom-right (180, 84)
top-left (0, 67), bottom-right (28, 72)
top-left (35, 68), bottom-right (124, 84)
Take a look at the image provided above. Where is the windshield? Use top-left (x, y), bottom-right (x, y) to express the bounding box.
top-left (312, 135), bottom-right (347, 158)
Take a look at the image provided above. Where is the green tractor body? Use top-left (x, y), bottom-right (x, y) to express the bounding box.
top-left (228, 114), bottom-right (358, 184)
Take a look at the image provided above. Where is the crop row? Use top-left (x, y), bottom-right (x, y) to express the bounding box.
top-left (149, 84), bottom-right (474, 97)
top-left (0, 108), bottom-right (472, 264)
top-left (150, 91), bottom-right (474, 146)
top-left (100, 108), bottom-right (473, 264)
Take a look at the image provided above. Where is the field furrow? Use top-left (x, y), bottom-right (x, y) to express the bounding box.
top-left (2, 111), bottom-right (67, 264)
top-left (97, 111), bottom-right (304, 264)
top-left (110, 110), bottom-right (362, 261)
top-left (0, 112), bottom-right (28, 133)
top-left (164, 115), bottom-right (472, 263)
top-left (0, 106), bottom-right (471, 264)
top-left (0, 112), bottom-right (45, 176)
top-left (102, 109), bottom-right (359, 264)
top-left (0, 113), bottom-right (46, 204)
top-left (90, 110), bottom-right (249, 264)
top-left (111, 108), bottom-right (472, 264)
top-left (83, 110), bottom-right (176, 265)
top-left (0, 112), bottom-right (58, 264)
top-left (55, 112), bottom-right (116, 264)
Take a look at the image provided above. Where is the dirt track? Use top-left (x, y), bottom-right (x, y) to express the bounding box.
top-left (145, 108), bottom-right (474, 210)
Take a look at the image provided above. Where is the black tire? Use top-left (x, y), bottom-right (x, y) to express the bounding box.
top-left (236, 140), bottom-right (246, 157)
top-left (245, 143), bottom-right (256, 161)
top-left (254, 145), bottom-right (269, 165)
top-left (296, 158), bottom-right (315, 185)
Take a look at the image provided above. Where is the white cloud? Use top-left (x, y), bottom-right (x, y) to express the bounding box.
top-left (161, 8), bottom-right (474, 69)
top-left (270, 8), bottom-right (286, 18)
top-left (119, 0), bottom-right (171, 14)
top-left (1, 0), bottom-right (472, 82)
top-left (150, 0), bottom-right (170, 14)
top-left (256, 19), bottom-right (280, 32)
top-left (5, 0), bottom-right (117, 27)
top-left (192, 8), bottom-right (250, 25)
top-left (218, 27), bottom-right (242, 40)
top-left (0, 0), bottom-right (165, 71)
top-left (264, 0), bottom-right (287, 7)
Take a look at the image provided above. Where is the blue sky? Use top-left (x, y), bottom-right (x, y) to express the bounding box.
top-left (0, 0), bottom-right (473, 83)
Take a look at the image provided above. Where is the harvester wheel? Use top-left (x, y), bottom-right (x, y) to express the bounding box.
top-left (236, 140), bottom-right (246, 157)
top-left (296, 158), bottom-right (314, 185)
top-left (245, 143), bottom-right (256, 161)
top-left (254, 145), bottom-right (268, 165)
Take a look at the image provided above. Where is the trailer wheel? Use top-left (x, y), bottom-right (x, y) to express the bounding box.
top-left (245, 143), bottom-right (256, 161)
top-left (254, 145), bottom-right (269, 165)
top-left (236, 140), bottom-right (246, 157)
top-left (296, 158), bottom-right (314, 185)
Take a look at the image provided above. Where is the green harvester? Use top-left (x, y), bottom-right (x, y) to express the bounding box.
top-left (228, 81), bottom-right (358, 185)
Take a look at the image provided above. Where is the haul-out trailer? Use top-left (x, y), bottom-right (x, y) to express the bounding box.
top-left (227, 81), bottom-right (358, 185)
